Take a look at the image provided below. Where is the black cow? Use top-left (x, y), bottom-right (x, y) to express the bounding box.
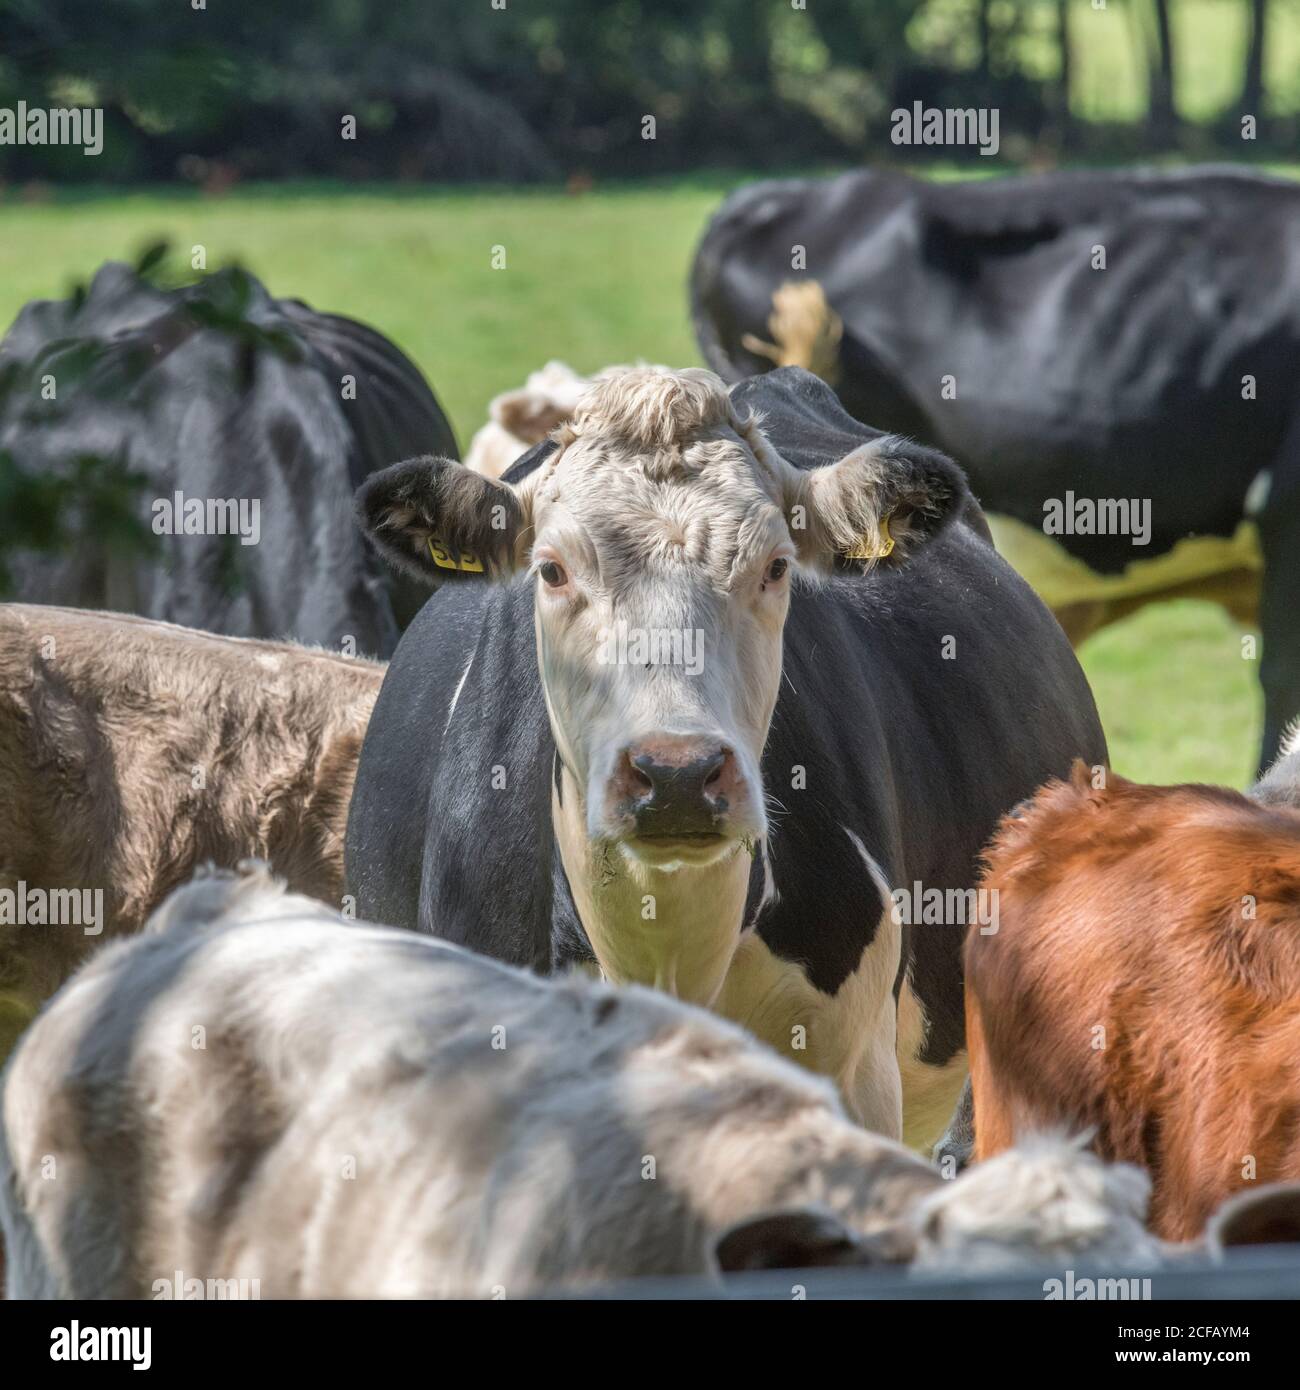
top-left (346, 365), bottom-right (1106, 1151)
top-left (690, 166), bottom-right (1300, 768)
top-left (0, 261), bottom-right (456, 656)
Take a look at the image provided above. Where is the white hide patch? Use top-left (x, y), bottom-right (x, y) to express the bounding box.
top-left (713, 827), bottom-right (904, 1138)
top-left (443, 651), bottom-right (475, 738)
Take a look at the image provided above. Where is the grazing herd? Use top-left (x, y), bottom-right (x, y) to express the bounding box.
top-left (5, 865), bottom-right (1292, 1300)
top-left (3, 166), bottom-right (1300, 1298)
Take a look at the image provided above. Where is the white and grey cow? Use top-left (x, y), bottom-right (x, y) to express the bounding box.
top-left (349, 365), bottom-right (1106, 1150)
top-left (2, 868), bottom-right (1208, 1299)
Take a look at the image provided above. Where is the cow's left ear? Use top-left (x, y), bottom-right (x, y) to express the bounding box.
top-left (788, 438), bottom-right (968, 571)
top-left (711, 1208), bottom-right (913, 1275)
top-left (355, 455), bottom-right (534, 584)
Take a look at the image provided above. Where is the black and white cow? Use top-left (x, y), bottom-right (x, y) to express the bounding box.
top-left (0, 261), bottom-right (456, 655)
top-left (690, 166), bottom-right (1300, 769)
top-left (347, 366), bottom-right (1106, 1148)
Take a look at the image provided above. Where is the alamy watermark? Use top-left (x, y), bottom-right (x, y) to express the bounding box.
top-left (890, 881), bottom-right (999, 934)
top-left (1, 882), bottom-right (102, 935)
top-left (598, 622), bottom-right (704, 677)
top-left (0, 102), bottom-right (103, 157)
top-left (152, 1270), bottom-right (262, 1300)
top-left (1043, 493), bottom-right (1151, 546)
top-left (890, 103), bottom-right (999, 158)
top-left (152, 490), bottom-right (261, 546)
top-left (50, 1323), bottom-right (150, 1370)
top-left (1044, 1269), bottom-right (1152, 1300)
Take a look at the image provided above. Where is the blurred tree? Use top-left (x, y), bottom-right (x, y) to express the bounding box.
top-left (977, 0), bottom-right (994, 80)
top-left (0, 0), bottom-right (1290, 183)
top-left (1148, 0), bottom-right (1179, 139)
top-left (1051, 0), bottom-right (1074, 146)
top-left (1244, 0), bottom-right (1270, 118)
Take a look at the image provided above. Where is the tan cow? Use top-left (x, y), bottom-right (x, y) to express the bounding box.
top-left (0, 604), bottom-right (383, 1056)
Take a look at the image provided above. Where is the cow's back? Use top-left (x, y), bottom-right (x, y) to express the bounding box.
top-left (0, 263), bottom-right (455, 653)
top-left (693, 167), bottom-right (1300, 551)
top-left (967, 767), bottom-right (1300, 1239)
top-left (1, 877), bottom-right (934, 1295)
top-left (0, 604), bottom-right (384, 1026)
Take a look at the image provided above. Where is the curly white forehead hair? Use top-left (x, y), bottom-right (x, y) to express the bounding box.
top-left (565, 366), bottom-right (745, 453)
top-left (909, 1133), bottom-right (1167, 1273)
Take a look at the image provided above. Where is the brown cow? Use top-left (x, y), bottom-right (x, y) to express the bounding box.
top-left (966, 759), bottom-right (1300, 1241)
top-left (0, 604), bottom-right (383, 1056)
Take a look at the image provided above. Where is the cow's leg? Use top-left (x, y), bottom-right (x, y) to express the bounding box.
top-left (844, 1000), bottom-right (904, 1139)
top-left (931, 1077), bottom-right (974, 1174)
top-left (1257, 455), bottom-right (1300, 771)
top-left (964, 990), bottom-right (1016, 1162)
top-left (895, 975), bottom-right (969, 1153)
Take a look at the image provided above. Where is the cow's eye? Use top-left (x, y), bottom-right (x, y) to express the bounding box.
top-left (765, 557), bottom-right (789, 584)
top-left (539, 560), bottom-right (568, 588)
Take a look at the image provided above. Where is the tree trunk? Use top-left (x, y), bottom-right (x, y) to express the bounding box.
top-left (977, 0), bottom-right (994, 80)
top-left (1057, 0), bottom-right (1073, 133)
top-left (1244, 0), bottom-right (1268, 117)
top-left (1148, 0), bottom-right (1177, 140)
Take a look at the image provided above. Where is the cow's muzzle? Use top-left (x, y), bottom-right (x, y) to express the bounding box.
top-left (607, 734), bottom-right (746, 859)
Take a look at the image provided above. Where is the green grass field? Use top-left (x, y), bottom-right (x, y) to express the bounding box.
top-left (0, 171), bottom-right (1283, 786)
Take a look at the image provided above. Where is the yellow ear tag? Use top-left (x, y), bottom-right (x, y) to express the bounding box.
top-left (428, 537), bottom-right (485, 573)
top-left (843, 516), bottom-right (895, 562)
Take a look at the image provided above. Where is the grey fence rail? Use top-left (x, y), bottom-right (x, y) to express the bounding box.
top-left (552, 1246), bottom-right (1300, 1300)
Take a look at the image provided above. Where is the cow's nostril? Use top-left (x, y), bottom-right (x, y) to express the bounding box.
top-left (628, 755), bottom-right (655, 793)
top-left (704, 752), bottom-right (727, 789)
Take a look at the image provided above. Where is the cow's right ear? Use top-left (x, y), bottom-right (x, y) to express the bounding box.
top-left (354, 455), bottom-right (531, 583)
top-left (1208, 1182), bottom-right (1300, 1255)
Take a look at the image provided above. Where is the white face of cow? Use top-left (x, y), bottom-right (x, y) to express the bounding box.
top-left (359, 366), bottom-right (964, 1002)
top-left (527, 381), bottom-right (792, 866)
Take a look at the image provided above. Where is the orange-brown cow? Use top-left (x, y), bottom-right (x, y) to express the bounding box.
top-left (966, 758), bottom-right (1300, 1242)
